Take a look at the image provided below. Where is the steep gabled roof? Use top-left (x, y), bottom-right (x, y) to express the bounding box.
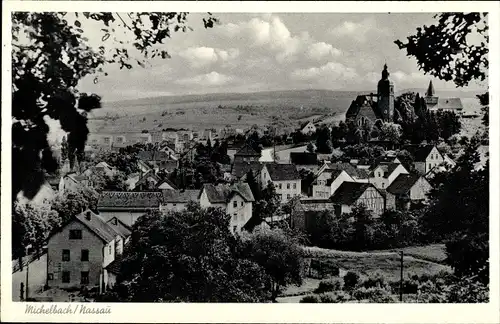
top-left (97, 191), bottom-right (163, 209)
top-left (386, 174), bottom-right (422, 195)
top-left (134, 170), bottom-right (161, 188)
top-left (106, 217), bottom-right (132, 238)
top-left (371, 162), bottom-right (403, 178)
top-left (265, 163), bottom-right (300, 181)
top-left (330, 182), bottom-right (373, 205)
top-left (405, 145), bottom-right (441, 162)
top-left (300, 120), bottom-right (314, 130)
top-left (234, 144), bottom-right (260, 157)
top-left (202, 183), bottom-right (255, 203)
top-left (326, 162), bottom-right (369, 179)
top-left (231, 161), bottom-right (263, 179)
top-left (325, 170), bottom-right (346, 186)
top-left (75, 210), bottom-right (120, 243)
top-left (290, 152), bottom-right (318, 165)
top-left (162, 189), bottom-right (200, 203)
top-left (345, 94), bottom-right (382, 121)
top-left (156, 178), bottom-right (178, 190)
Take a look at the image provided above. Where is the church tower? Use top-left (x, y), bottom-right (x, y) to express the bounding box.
top-left (377, 64), bottom-right (394, 122)
top-left (424, 80), bottom-right (438, 106)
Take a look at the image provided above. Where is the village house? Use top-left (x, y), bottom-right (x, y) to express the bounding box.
top-left (299, 121), bottom-right (317, 135)
top-left (290, 198), bottom-right (336, 232)
top-left (312, 169), bottom-right (354, 199)
top-left (199, 183), bottom-right (255, 233)
top-left (385, 174), bottom-right (432, 210)
top-left (105, 217), bottom-right (132, 245)
top-left (405, 144), bottom-right (445, 175)
top-left (368, 162), bottom-right (409, 190)
top-left (160, 189), bottom-right (200, 213)
top-left (97, 191), bottom-right (163, 227)
top-left (46, 210), bottom-right (126, 292)
top-left (230, 161), bottom-right (263, 182)
top-left (86, 133), bottom-right (114, 151)
top-left (82, 161), bottom-right (117, 179)
top-left (233, 144), bottom-right (261, 163)
top-left (316, 162), bottom-right (370, 183)
top-left (59, 173), bottom-right (92, 193)
top-left (330, 182), bottom-right (385, 217)
top-left (138, 150), bottom-right (177, 169)
top-left (260, 163), bottom-right (301, 203)
top-left (424, 80), bottom-right (464, 113)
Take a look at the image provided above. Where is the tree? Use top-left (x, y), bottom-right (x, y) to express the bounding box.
top-left (378, 122), bottom-right (403, 145)
top-left (351, 204), bottom-right (375, 251)
top-left (51, 186), bottom-right (99, 224)
top-left (12, 12), bottom-right (218, 201)
top-left (424, 137), bottom-right (488, 282)
top-left (306, 142), bottom-right (315, 153)
top-left (477, 92), bottom-right (489, 128)
top-left (315, 126), bottom-right (333, 154)
top-left (102, 205), bottom-right (270, 302)
top-left (395, 13), bottom-right (488, 88)
top-left (241, 228), bottom-right (305, 301)
top-left (12, 202), bottom-right (61, 260)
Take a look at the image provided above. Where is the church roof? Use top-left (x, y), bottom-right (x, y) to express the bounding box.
top-left (426, 80), bottom-right (436, 97)
top-left (235, 144), bottom-right (260, 157)
top-left (345, 95), bottom-right (383, 121)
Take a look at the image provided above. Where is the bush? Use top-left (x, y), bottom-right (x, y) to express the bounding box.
top-left (300, 295), bottom-right (321, 303)
top-left (360, 273), bottom-right (388, 290)
top-left (343, 271), bottom-right (360, 291)
top-left (315, 278), bottom-right (342, 294)
top-left (319, 291), bottom-right (350, 303)
top-left (447, 279), bottom-right (489, 303)
top-left (352, 287), bottom-right (396, 303)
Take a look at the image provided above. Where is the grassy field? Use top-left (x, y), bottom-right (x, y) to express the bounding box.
top-left (278, 245), bottom-right (452, 302)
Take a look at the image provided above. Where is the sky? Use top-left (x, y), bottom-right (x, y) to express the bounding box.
top-left (76, 13), bottom-right (488, 102)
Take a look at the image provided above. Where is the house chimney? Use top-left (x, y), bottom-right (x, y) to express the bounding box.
top-left (85, 211), bottom-right (92, 221)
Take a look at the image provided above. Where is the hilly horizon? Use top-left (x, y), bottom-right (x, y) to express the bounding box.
top-left (102, 87), bottom-right (481, 107)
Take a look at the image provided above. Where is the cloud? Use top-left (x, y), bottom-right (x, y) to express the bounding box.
top-left (175, 71), bottom-right (234, 86)
top-left (330, 18), bottom-right (388, 42)
top-left (291, 62), bottom-right (359, 81)
top-left (178, 47), bottom-right (239, 68)
top-left (307, 42), bottom-right (342, 60)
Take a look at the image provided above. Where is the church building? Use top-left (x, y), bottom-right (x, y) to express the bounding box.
top-left (424, 81), bottom-right (464, 113)
top-left (346, 64), bottom-right (395, 126)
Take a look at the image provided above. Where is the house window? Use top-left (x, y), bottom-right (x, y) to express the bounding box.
top-left (62, 249), bottom-right (70, 262)
top-left (69, 230), bottom-right (82, 240)
top-left (278, 183), bottom-right (282, 189)
top-left (81, 249), bottom-right (89, 261)
top-left (287, 183), bottom-right (290, 189)
top-left (241, 202), bottom-right (244, 207)
top-left (116, 137), bottom-right (123, 143)
top-left (428, 163), bottom-right (432, 170)
top-left (287, 194), bottom-right (291, 199)
top-left (233, 213), bottom-right (238, 220)
top-left (108, 246), bottom-right (112, 255)
top-left (382, 183), bottom-right (385, 189)
top-left (233, 201), bottom-right (238, 208)
top-left (62, 271), bottom-right (70, 283)
top-left (81, 271), bottom-right (89, 285)
top-left (173, 203), bottom-right (177, 207)
top-left (48, 273), bottom-right (54, 280)
top-left (103, 137), bottom-right (110, 144)
top-left (293, 183), bottom-right (297, 189)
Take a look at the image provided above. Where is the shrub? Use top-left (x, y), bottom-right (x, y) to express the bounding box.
top-left (319, 291), bottom-right (350, 303)
top-left (352, 287), bottom-right (395, 303)
top-left (315, 278), bottom-right (342, 294)
top-left (300, 295), bottom-right (321, 303)
top-left (343, 271), bottom-right (360, 291)
top-left (360, 273), bottom-right (388, 290)
top-left (447, 279), bottom-right (489, 303)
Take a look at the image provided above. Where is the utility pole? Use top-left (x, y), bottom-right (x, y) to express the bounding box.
top-left (399, 251), bottom-right (404, 302)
